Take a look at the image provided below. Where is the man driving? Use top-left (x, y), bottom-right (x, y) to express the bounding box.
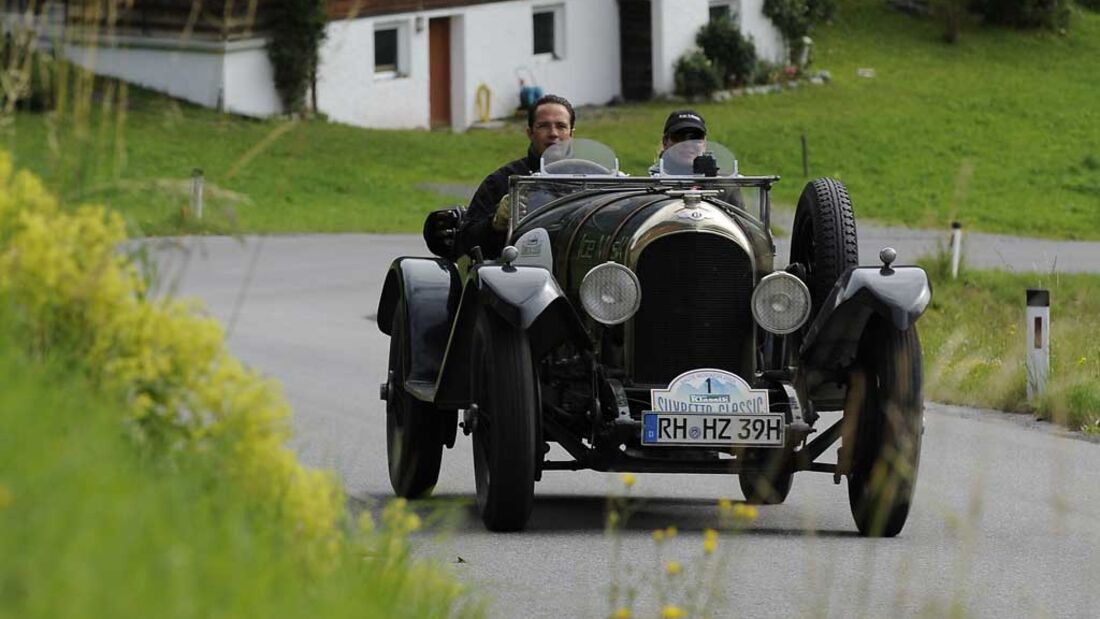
top-left (455, 94), bottom-right (575, 259)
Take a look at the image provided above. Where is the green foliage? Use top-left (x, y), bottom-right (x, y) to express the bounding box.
top-left (695, 17), bottom-right (758, 86)
top-left (1, 33), bottom-right (57, 111)
top-left (673, 50), bottom-right (723, 97)
top-left (267, 0), bottom-right (328, 113)
top-left (1079, 0), bottom-right (1100, 11)
top-left (972, 0), bottom-right (1073, 30)
top-left (763, 0), bottom-right (834, 62)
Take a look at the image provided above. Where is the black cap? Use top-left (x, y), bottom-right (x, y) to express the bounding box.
top-left (663, 110), bottom-right (707, 138)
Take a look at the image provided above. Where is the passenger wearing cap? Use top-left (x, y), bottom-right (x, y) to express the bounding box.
top-left (650, 109), bottom-right (743, 207)
top-left (649, 110), bottom-right (709, 175)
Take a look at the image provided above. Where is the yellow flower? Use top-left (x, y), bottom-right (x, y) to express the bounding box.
top-left (661, 605), bottom-right (687, 619)
top-left (665, 560), bottom-right (682, 575)
top-left (733, 503), bottom-right (759, 522)
top-left (611, 608), bottom-right (632, 619)
top-left (652, 529), bottom-right (665, 543)
top-left (703, 528), bottom-right (718, 554)
top-left (0, 484), bottom-right (11, 509)
top-left (1078, 356), bottom-right (1088, 366)
top-left (404, 513), bottom-right (422, 533)
top-left (608, 510), bottom-right (621, 527)
top-left (621, 473), bottom-right (637, 488)
top-left (718, 497), bottom-right (733, 512)
top-left (664, 525), bottom-right (677, 539)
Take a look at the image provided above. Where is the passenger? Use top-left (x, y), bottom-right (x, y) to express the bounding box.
top-left (649, 109), bottom-right (708, 176)
top-left (455, 94), bottom-right (575, 259)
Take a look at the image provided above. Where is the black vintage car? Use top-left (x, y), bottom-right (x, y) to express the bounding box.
top-left (377, 140), bottom-right (931, 537)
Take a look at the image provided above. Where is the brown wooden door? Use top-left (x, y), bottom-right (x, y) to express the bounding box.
top-left (429, 17), bottom-right (452, 128)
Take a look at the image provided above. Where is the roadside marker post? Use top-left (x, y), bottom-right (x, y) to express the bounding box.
top-left (191, 168), bottom-right (205, 220)
top-left (950, 221), bottom-right (962, 279)
top-left (1026, 289), bottom-right (1050, 402)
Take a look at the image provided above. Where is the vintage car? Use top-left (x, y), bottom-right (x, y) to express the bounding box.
top-left (376, 139), bottom-right (931, 537)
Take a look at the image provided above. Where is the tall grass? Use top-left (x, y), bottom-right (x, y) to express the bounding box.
top-left (920, 254), bottom-right (1100, 432)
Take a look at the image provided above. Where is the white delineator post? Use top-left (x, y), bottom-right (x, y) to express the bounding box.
top-left (191, 168), bottom-right (205, 220)
top-left (1026, 289), bottom-right (1050, 402)
top-left (950, 221), bottom-right (962, 279)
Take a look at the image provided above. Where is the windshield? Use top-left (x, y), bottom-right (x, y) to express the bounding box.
top-left (540, 138), bottom-right (619, 175)
top-left (657, 140), bottom-right (738, 177)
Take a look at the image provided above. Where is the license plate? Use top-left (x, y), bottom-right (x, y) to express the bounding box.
top-left (641, 412), bottom-right (785, 447)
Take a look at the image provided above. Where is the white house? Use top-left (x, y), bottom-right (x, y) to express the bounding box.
top-left (4, 0), bottom-right (785, 130)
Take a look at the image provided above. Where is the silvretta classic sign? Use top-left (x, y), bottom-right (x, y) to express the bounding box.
top-left (643, 369), bottom-right (782, 446)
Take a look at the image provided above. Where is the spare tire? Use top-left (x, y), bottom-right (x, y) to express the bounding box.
top-left (789, 178), bottom-right (859, 316)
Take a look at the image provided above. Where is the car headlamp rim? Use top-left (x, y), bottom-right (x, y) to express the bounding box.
top-left (751, 271), bottom-right (812, 335)
top-left (579, 262), bottom-right (642, 326)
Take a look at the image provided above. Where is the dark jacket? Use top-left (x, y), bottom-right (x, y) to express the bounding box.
top-left (457, 145), bottom-right (541, 259)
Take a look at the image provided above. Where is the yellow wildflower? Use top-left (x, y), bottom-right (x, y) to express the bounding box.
top-left (703, 528), bottom-right (718, 554)
top-left (666, 560), bottom-right (682, 576)
top-left (611, 608), bottom-right (632, 619)
top-left (652, 529), bottom-right (665, 543)
top-left (405, 513), bottom-right (422, 533)
top-left (665, 525), bottom-right (677, 539)
top-left (718, 497), bottom-right (733, 512)
top-left (1078, 356), bottom-right (1088, 366)
top-left (621, 473), bottom-right (637, 488)
top-left (733, 503), bottom-right (759, 522)
top-left (661, 605), bottom-right (687, 619)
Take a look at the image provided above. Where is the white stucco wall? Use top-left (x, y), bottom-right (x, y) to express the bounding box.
top-left (651, 0), bottom-right (786, 96)
top-left (317, 0), bottom-right (620, 130)
top-left (63, 37), bottom-right (280, 117)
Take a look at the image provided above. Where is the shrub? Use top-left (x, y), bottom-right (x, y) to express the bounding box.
top-left (267, 0), bottom-right (327, 114)
top-left (972, 0), bottom-right (1073, 30)
top-left (763, 0), bottom-right (834, 63)
top-left (1078, 0), bottom-right (1100, 11)
top-left (1, 32), bottom-right (57, 112)
top-left (696, 17), bottom-right (758, 86)
top-left (674, 51), bottom-right (722, 97)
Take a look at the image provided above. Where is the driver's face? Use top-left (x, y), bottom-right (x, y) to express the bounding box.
top-left (527, 103), bottom-right (574, 156)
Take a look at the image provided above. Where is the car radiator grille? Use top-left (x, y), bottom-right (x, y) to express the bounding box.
top-left (631, 234), bottom-right (754, 385)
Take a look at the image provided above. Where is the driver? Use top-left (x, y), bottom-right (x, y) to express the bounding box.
top-left (649, 110), bottom-right (708, 175)
top-left (455, 94), bottom-right (575, 259)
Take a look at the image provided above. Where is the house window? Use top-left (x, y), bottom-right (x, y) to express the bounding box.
top-left (374, 23), bottom-right (408, 77)
top-left (533, 5), bottom-right (564, 59)
top-left (709, 0), bottom-right (741, 27)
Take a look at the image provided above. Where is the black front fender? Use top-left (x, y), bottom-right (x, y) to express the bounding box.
top-left (799, 265), bottom-right (932, 371)
top-left (376, 257), bottom-right (461, 385)
top-left (433, 264), bottom-right (590, 407)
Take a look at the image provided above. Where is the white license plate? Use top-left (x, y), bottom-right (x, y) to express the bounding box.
top-left (641, 412), bottom-right (785, 447)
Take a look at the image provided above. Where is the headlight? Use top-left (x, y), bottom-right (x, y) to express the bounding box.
top-left (579, 262), bottom-right (641, 325)
top-left (751, 272), bottom-right (811, 335)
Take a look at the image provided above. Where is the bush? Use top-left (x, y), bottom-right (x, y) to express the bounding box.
top-left (674, 51), bottom-right (722, 97)
top-left (763, 0), bottom-right (834, 63)
top-left (696, 17), bottom-right (758, 86)
top-left (1079, 0), bottom-right (1100, 11)
top-left (973, 0), bottom-right (1072, 30)
top-left (267, 0), bottom-right (327, 114)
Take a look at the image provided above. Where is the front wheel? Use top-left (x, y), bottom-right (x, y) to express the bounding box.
top-left (386, 300), bottom-right (444, 499)
top-left (471, 309), bottom-right (538, 532)
top-left (846, 320), bottom-right (924, 537)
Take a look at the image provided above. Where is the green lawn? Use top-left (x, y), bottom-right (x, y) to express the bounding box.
top-left (2, 0), bottom-right (1098, 237)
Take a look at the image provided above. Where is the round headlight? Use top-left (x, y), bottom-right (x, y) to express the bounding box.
top-left (579, 262), bottom-right (641, 325)
top-left (751, 272), bottom-right (812, 335)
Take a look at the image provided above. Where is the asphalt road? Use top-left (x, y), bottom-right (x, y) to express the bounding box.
top-left (156, 231), bottom-right (1100, 619)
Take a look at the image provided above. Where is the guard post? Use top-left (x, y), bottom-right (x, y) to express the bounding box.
top-left (1026, 289), bottom-right (1050, 402)
top-left (191, 168), bottom-right (204, 220)
top-left (950, 221), bottom-right (962, 279)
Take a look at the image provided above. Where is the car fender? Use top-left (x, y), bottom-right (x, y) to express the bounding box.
top-left (799, 265), bottom-right (932, 372)
top-left (376, 257), bottom-right (461, 386)
top-left (433, 264), bottom-right (590, 408)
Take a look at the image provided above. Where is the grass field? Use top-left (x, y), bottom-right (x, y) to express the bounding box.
top-left (1, 0), bottom-right (1098, 237)
top-left (920, 258), bottom-right (1100, 432)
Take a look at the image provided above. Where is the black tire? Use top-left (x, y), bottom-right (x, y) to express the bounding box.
top-left (847, 320), bottom-right (924, 537)
top-left (790, 178), bottom-right (859, 316)
top-left (471, 309), bottom-right (538, 532)
top-left (385, 300), bottom-right (444, 499)
top-left (739, 467), bottom-right (793, 505)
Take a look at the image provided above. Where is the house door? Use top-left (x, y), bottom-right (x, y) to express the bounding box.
top-left (619, 0), bottom-right (653, 101)
top-left (429, 17), bottom-right (452, 128)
